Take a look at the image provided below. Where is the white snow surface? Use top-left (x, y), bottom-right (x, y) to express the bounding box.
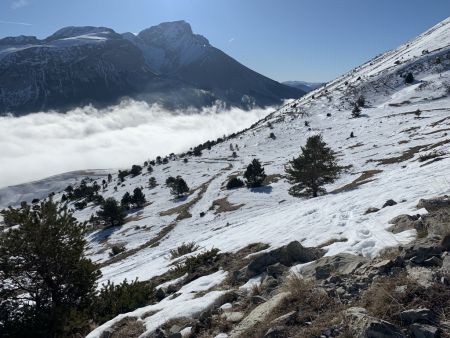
top-left (86, 270), bottom-right (227, 338)
top-left (1, 16), bottom-right (450, 337)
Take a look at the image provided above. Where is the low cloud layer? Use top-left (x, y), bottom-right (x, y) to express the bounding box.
top-left (0, 101), bottom-right (275, 188)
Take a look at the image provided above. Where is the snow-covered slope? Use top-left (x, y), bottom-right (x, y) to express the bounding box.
top-left (2, 17), bottom-right (450, 337)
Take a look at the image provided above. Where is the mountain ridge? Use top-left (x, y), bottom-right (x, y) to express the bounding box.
top-left (0, 21), bottom-right (303, 115)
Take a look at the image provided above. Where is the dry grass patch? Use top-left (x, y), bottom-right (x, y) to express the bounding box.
top-left (331, 170), bottom-right (382, 193)
top-left (160, 176), bottom-right (216, 221)
top-left (359, 272), bottom-right (450, 327)
top-left (371, 144), bottom-right (427, 165)
top-left (169, 242), bottom-right (199, 259)
top-left (107, 318), bottom-right (145, 338)
top-left (263, 174), bottom-right (283, 185)
top-left (210, 197), bottom-right (245, 214)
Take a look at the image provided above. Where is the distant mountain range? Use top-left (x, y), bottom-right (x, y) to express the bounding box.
top-left (0, 21), bottom-right (304, 115)
top-left (282, 80), bottom-right (325, 92)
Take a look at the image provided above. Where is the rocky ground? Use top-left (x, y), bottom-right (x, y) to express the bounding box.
top-left (97, 196), bottom-right (450, 338)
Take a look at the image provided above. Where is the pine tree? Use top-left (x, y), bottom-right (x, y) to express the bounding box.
top-left (130, 165), bottom-right (142, 177)
top-left (132, 187), bottom-right (146, 208)
top-left (352, 104), bottom-right (361, 118)
top-left (148, 177), bottom-right (157, 189)
top-left (405, 72), bottom-right (414, 84)
top-left (244, 159), bottom-right (266, 188)
top-left (97, 198), bottom-right (125, 227)
top-left (121, 192), bottom-right (132, 210)
top-left (0, 200), bottom-right (100, 337)
top-left (170, 176), bottom-right (190, 198)
top-left (285, 135), bottom-right (341, 197)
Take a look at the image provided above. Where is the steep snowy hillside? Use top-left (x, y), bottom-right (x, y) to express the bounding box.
top-left (1, 17), bottom-right (450, 338)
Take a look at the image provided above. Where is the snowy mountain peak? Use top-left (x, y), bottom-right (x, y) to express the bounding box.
top-left (134, 20), bottom-right (210, 73)
top-left (45, 26), bottom-right (118, 41)
top-left (138, 20), bottom-right (209, 48)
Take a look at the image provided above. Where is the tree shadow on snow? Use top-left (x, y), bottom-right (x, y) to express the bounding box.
top-left (250, 186), bottom-right (273, 194)
top-left (90, 226), bottom-right (121, 243)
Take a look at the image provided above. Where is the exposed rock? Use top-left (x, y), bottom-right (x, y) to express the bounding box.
top-left (401, 237), bottom-right (443, 265)
top-left (229, 292), bottom-right (291, 338)
top-left (246, 241), bottom-right (324, 277)
top-left (344, 307), bottom-right (405, 338)
top-left (407, 266), bottom-right (434, 288)
top-left (423, 256), bottom-right (442, 267)
top-left (372, 259), bottom-right (395, 274)
top-left (297, 253), bottom-right (368, 280)
top-left (383, 199), bottom-right (398, 208)
top-left (409, 323), bottom-right (438, 338)
top-left (222, 311), bottom-right (244, 323)
top-left (169, 325), bottom-right (182, 334)
top-left (251, 295), bottom-right (268, 305)
top-left (388, 214), bottom-right (423, 234)
top-left (441, 233), bottom-right (450, 251)
top-left (168, 333), bottom-right (182, 338)
top-left (148, 328), bottom-right (168, 338)
top-left (397, 308), bottom-right (435, 324)
top-left (270, 310), bottom-right (298, 326)
top-left (155, 287), bottom-right (166, 301)
top-left (417, 196), bottom-right (450, 212)
top-left (442, 253), bottom-right (450, 271)
top-left (264, 326), bottom-right (287, 338)
top-left (267, 263), bottom-right (288, 278)
top-left (364, 207), bottom-right (380, 214)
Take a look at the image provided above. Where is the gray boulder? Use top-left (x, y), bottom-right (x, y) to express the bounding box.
top-left (297, 253), bottom-right (368, 280)
top-left (417, 196), bottom-right (450, 212)
top-left (364, 207), bottom-right (380, 214)
top-left (401, 237), bottom-right (443, 265)
top-left (409, 323), bottom-right (438, 338)
top-left (383, 199), bottom-right (398, 208)
top-left (397, 308), bottom-right (435, 324)
top-left (388, 214), bottom-right (423, 234)
top-left (345, 307), bottom-right (406, 338)
top-left (246, 241), bottom-right (324, 277)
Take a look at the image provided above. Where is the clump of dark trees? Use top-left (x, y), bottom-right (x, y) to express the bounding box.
top-left (166, 176), bottom-right (190, 198)
top-left (0, 200), bottom-right (154, 338)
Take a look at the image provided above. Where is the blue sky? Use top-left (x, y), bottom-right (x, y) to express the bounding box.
top-left (1, 0), bottom-right (449, 82)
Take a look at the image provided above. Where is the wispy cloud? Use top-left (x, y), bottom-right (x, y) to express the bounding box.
top-left (10, 0), bottom-right (29, 10)
top-left (0, 20), bottom-right (32, 26)
top-left (228, 37), bottom-right (235, 43)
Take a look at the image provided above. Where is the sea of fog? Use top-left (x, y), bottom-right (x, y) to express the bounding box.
top-left (0, 100), bottom-right (277, 188)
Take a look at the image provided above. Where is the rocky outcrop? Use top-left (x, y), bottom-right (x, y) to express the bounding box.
top-left (246, 241), bottom-right (324, 277)
top-left (344, 307), bottom-right (406, 338)
top-left (228, 292), bottom-right (291, 338)
top-left (296, 253), bottom-right (369, 279)
top-left (417, 196), bottom-right (450, 212)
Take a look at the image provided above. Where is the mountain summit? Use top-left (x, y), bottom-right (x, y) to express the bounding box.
top-left (0, 21), bottom-right (303, 115)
